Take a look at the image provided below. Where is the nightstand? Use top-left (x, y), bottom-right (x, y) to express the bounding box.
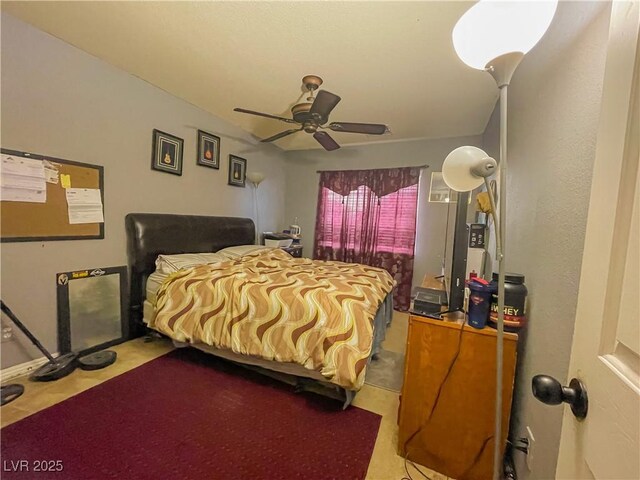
top-left (398, 275), bottom-right (518, 479)
top-left (282, 245), bottom-right (303, 258)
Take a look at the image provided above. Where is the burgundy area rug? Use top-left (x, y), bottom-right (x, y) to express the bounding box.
top-left (1, 349), bottom-right (381, 480)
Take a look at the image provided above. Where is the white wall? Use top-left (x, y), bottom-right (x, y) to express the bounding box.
top-left (0, 13), bottom-right (287, 368)
top-left (482, 2), bottom-right (610, 478)
top-left (283, 135), bottom-right (483, 291)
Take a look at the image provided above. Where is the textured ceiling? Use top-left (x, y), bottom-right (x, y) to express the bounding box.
top-left (2, 1), bottom-right (502, 151)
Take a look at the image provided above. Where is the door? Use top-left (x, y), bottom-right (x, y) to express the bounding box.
top-left (556, 1), bottom-right (639, 479)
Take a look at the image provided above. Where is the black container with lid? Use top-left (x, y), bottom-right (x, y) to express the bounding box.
top-left (488, 272), bottom-right (527, 331)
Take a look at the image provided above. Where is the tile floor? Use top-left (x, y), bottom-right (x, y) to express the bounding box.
top-left (0, 312), bottom-right (450, 480)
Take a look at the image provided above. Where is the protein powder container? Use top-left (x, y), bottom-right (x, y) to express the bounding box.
top-left (488, 272), bottom-right (527, 331)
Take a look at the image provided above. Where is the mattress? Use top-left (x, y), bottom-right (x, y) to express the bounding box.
top-left (150, 249), bottom-right (394, 390)
top-left (145, 270), bottom-right (168, 305)
top-left (143, 293), bottom-right (394, 392)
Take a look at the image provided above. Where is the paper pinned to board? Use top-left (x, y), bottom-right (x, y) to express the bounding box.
top-left (43, 160), bottom-right (59, 184)
top-left (65, 188), bottom-right (104, 224)
top-left (60, 174), bottom-right (71, 189)
top-left (0, 154), bottom-right (47, 203)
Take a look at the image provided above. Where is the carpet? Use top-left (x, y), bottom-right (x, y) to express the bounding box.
top-left (0, 349), bottom-right (381, 480)
top-left (365, 349), bottom-right (405, 393)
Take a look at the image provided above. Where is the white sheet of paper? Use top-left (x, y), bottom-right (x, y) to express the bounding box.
top-left (1, 172), bottom-right (47, 190)
top-left (65, 188), bottom-right (104, 224)
top-left (0, 186), bottom-right (46, 203)
top-left (1, 154), bottom-right (46, 178)
top-left (0, 154), bottom-right (47, 203)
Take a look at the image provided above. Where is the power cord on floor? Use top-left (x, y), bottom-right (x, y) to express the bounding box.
top-left (402, 457), bottom-right (433, 480)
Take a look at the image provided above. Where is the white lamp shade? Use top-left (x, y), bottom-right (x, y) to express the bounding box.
top-left (442, 146), bottom-right (496, 192)
top-left (452, 0), bottom-right (558, 70)
top-left (246, 171), bottom-right (266, 185)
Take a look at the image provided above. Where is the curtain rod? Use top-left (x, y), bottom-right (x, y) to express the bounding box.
top-left (316, 165), bottom-right (429, 173)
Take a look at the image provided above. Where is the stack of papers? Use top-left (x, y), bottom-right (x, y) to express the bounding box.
top-left (0, 154), bottom-right (47, 203)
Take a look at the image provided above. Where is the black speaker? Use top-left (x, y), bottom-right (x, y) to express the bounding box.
top-left (449, 192), bottom-right (469, 311)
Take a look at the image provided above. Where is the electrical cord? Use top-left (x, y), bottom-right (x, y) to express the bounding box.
top-left (401, 320), bottom-right (466, 480)
top-left (401, 457), bottom-right (433, 480)
top-left (400, 319), bottom-right (496, 480)
top-left (458, 435), bottom-right (494, 479)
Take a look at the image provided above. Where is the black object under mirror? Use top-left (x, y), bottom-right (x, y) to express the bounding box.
top-left (532, 374), bottom-right (588, 419)
top-left (78, 350), bottom-right (117, 370)
top-left (1, 384), bottom-right (24, 406)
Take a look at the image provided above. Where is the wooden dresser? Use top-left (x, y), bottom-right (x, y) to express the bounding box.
top-left (398, 277), bottom-right (518, 480)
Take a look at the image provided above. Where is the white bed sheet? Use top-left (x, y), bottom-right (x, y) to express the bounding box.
top-left (145, 270), bottom-right (168, 305)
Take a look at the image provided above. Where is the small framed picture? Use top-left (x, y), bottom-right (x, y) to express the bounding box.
top-left (151, 129), bottom-right (183, 175)
top-left (197, 130), bottom-right (220, 169)
top-left (228, 155), bottom-right (246, 187)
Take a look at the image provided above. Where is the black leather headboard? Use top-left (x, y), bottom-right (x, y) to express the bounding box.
top-left (125, 213), bottom-right (254, 336)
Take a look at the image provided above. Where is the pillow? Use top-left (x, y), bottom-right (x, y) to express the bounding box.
top-left (155, 252), bottom-right (226, 274)
top-left (216, 245), bottom-right (273, 260)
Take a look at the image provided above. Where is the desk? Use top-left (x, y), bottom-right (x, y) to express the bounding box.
top-left (398, 275), bottom-right (517, 479)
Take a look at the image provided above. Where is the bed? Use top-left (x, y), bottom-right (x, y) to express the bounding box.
top-left (125, 213), bottom-right (393, 407)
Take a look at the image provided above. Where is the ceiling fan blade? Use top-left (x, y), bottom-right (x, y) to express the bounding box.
top-left (328, 122), bottom-right (389, 135)
top-left (261, 128), bottom-right (303, 143)
top-left (309, 90), bottom-right (341, 121)
top-left (234, 108), bottom-right (297, 124)
top-left (313, 131), bottom-right (340, 151)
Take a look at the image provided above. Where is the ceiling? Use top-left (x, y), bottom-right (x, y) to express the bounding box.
top-left (2, 1), bottom-right (503, 151)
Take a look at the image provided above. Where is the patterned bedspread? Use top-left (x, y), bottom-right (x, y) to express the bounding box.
top-left (150, 249), bottom-right (394, 390)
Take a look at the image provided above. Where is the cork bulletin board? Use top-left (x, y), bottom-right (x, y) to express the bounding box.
top-left (1, 148), bottom-right (104, 242)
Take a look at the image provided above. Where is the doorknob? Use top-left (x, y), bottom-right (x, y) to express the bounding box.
top-left (531, 375), bottom-right (588, 419)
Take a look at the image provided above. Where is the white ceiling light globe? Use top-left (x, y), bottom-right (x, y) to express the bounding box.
top-left (452, 0), bottom-right (559, 70)
top-left (442, 146), bottom-right (496, 192)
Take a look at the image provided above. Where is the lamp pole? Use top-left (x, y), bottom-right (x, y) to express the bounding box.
top-left (252, 184), bottom-right (259, 244)
top-left (246, 172), bottom-right (265, 244)
top-left (486, 51), bottom-right (521, 480)
top-left (451, 1), bottom-right (558, 475)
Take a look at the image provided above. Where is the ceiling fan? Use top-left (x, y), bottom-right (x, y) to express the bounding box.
top-left (234, 75), bottom-right (390, 151)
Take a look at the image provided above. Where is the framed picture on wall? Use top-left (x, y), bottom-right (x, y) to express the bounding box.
top-left (197, 130), bottom-right (220, 169)
top-left (228, 155), bottom-right (246, 187)
top-left (151, 129), bottom-right (183, 176)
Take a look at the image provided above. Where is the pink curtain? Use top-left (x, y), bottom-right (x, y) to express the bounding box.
top-left (313, 167), bottom-right (421, 311)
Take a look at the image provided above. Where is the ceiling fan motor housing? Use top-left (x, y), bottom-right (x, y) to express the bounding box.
top-left (291, 102), bottom-right (326, 126)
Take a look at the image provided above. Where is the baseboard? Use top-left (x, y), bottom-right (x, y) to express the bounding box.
top-left (0, 354), bottom-right (57, 382)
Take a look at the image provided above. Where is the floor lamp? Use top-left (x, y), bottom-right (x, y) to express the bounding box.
top-left (444, 2), bottom-right (558, 478)
top-left (246, 171), bottom-right (266, 244)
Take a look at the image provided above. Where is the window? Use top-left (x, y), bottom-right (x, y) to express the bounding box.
top-left (313, 167), bottom-right (421, 311)
top-left (317, 184), bottom-right (419, 255)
